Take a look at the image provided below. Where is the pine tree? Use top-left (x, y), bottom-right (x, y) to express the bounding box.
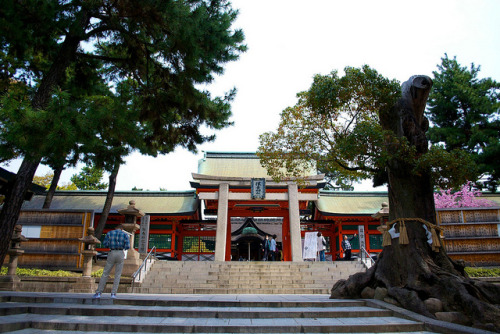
top-left (0, 0), bottom-right (245, 267)
top-left (427, 54), bottom-right (500, 192)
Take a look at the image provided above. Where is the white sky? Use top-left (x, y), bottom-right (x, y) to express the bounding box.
top-left (2, 0), bottom-right (500, 191)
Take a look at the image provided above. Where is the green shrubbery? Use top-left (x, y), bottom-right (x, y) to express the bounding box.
top-left (91, 269), bottom-right (103, 277)
top-left (465, 267), bottom-right (500, 277)
top-left (1, 267), bottom-right (103, 277)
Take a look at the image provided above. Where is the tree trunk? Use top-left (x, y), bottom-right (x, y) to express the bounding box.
top-left (43, 165), bottom-right (64, 209)
top-left (0, 158), bottom-right (40, 266)
top-left (0, 9), bottom-right (90, 266)
top-left (331, 76), bottom-right (500, 331)
top-left (94, 162), bottom-right (120, 238)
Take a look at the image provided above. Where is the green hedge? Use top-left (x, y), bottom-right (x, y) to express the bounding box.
top-left (465, 267), bottom-right (500, 277)
top-left (1, 267), bottom-right (102, 277)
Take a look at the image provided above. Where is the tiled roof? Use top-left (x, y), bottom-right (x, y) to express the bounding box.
top-left (197, 151), bottom-right (316, 178)
top-left (483, 194), bottom-right (500, 206)
top-left (317, 191), bottom-right (500, 216)
top-left (317, 191), bottom-right (389, 216)
top-left (21, 191), bottom-right (199, 215)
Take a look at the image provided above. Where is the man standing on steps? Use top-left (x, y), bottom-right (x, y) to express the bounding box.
top-left (270, 235), bottom-right (277, 261)
top-left (317, 232), bottom-right (327, 261)
top-left (262, 235), bottom-right (271, 261)
top-left (341, 234), bottom-right (357, 261)
top-left (93, 224), bottom-right (130, 299)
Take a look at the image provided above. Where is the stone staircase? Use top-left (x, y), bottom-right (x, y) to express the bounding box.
top-left (0, 292), bottom-right (450, 333)
top-left (133, 261), bottom-right (365, 294)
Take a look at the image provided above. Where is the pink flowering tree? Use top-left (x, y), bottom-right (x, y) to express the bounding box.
top-left (434, 181), bottom-right (497, 208)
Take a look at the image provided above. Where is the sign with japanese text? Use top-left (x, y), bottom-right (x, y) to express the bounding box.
top-left (251, 178), bottom-right (266, 199)
top-left (358, 225), bottom-right (366, 258)
top-left (138, 215), bottom-right (151, 254)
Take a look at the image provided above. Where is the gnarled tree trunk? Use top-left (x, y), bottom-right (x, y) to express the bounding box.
top-left (331, 76), bottom-right (500, 331)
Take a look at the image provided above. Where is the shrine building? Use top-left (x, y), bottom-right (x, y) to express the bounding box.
top-left (17, 152), bottom-right (392, 267)
top-left (19, 151), bottom-right (500, 269)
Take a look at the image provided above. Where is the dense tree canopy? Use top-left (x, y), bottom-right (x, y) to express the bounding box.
top-left (0, 0), bottom-right (246, 266)
top-left (258, 65), bottom-right (476, 190)
top-left (426, 54), bottom-right (500, 192)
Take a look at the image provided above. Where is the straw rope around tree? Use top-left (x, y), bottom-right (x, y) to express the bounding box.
top-left (381, 218), bottom-right (442, 252)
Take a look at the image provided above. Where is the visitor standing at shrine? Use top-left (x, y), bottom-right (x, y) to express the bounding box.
top-left (262, 235), bottom-right (271, 261)
top-left (341, 234), bottom-right (357, 261)
top-left (93, 224), bottom-right (130, 299)
top-left (270, 235), bottom-right (277, 261)
top-left (317, 232), bottom-right (327, 261)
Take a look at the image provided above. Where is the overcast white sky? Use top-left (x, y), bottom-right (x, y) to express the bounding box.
top-left (2, 0), bottom-right (500, 191)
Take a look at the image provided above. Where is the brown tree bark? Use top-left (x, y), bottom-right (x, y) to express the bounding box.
top-left (331, 76), bottom-right (500, 331)
top-left (0, 9), bottom-right (90, 266)
top-left (93, 162), bottom-right (120, 238)
top-left (42, 165), bottom-right (64, 209)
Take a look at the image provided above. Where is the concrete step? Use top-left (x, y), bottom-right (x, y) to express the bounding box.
top-left (136, 261), bottom-right (365, 294)
top-left (134, 288), bottom-right (330, 294)
top-left (1, 314), bottom-right (427, 333)
top-left (1, 303), bottom-right (394, 318)
top-left (0, 292), bottom-right (440, 333)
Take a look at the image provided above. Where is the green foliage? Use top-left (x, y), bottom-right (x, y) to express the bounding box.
top-left (414, 146), bottom-right (479, 190)
top-left (427, 54), bottom-right (500, 192)
top-left (258, 65), bottom-right (400, 189)
top-left (91, 269), bottom-right (103, 278)
top-left (33, 172), bottom-right (77, 190)
top-left (70, 164), bottom-right (108, 190)
top-left (0, 267), bottom-right (79, 277)
top-left (259, 64), bottom-right (479, 190)
top-left (465, 267), bottom-right (500, 278)
top-left (0, 266), bottom-right (104, 277)
top-left (32, 172), bottom-right (54, 189)
top-left (0, 0), bottom-right (246, 176)
top-left (57, 182), bottom-right (77, 191)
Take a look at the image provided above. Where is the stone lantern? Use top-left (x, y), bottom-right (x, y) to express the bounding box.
top-left (78, 227), bottom-right (100, 277)
top-left (71, 227), bottom-right (100, 293)
top-left (117, 200), bottom-right (144, 276)
top-left (0, 225), bottom-right (27, 291)
top-left (373, 202), bottom-right (390, 234)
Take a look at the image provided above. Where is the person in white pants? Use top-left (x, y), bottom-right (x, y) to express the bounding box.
top-left (93, 224), bottom-right (130, 299)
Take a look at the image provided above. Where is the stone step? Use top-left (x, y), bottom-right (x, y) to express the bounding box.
top-left (137, 261), bottom-right (363, 294)
top-left (153, 263), bottom-right (360, 269)
top-left (0, 330), bottom-right (441, 334)
top-left (134, 288), bottom-right (330, 294)
top-left (1, 302), bottom-right (393, 318)
top-left (0, 314), bottom-right (428, 333)
top-left (0, 293), bottom-right (435, 333)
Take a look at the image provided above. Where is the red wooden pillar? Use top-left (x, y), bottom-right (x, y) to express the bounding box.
top-left (282, 216), bottom-right (291, 261)
top-left (177, 224), bottom-right (184, 260)
top-left (225, 216), bottom-right (232, 261)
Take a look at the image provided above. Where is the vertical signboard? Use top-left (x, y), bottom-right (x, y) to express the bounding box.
top-left (302, 232), bottom-right (318, 260)
top-left (251, 178), bottom-right (266, 199)
top-left (358, 225), bottom-right (366, 260)
top-left (138, 215), bottom-right (151, 254)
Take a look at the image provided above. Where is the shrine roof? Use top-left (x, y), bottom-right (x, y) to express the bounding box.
top-left (0, 167), bottom-right (46, 200)
top-left (197, 151), bottom-right (316, 178)
top-left (316, 191), bottom-right (500, 216)
top-left (20, 190), bottom-right (199, 215)
top-left (484, 193), bottom-right (500, 206)
top-left (317, 191), bottom-right (388, 216)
